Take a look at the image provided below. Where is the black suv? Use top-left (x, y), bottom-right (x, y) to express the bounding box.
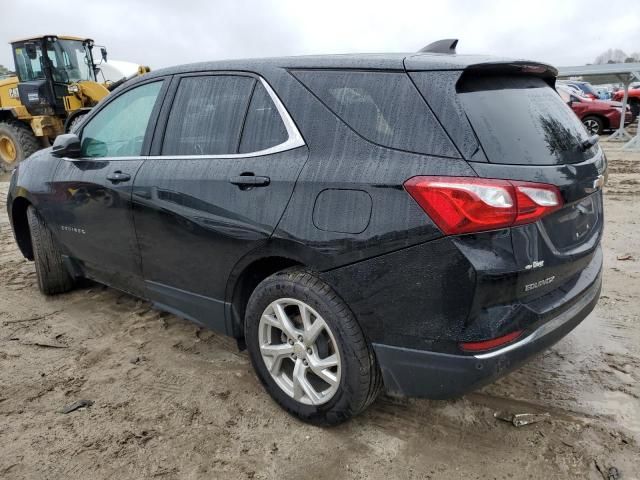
top-left (7, 44), bottom-right (605, 425)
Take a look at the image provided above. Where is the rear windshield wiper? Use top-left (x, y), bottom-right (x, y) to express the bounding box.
top-left (580, 135), bottom-right (599, 152)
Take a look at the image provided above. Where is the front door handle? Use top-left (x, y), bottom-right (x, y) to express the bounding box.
top-left (229, 175), bottom-right (270, 188)
top-left (106, 171), bottom-right (131, 183)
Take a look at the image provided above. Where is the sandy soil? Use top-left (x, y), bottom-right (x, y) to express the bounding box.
top-left (1, 138), bottom-right (639, 480)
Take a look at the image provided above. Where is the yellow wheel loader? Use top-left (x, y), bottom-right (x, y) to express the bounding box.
top-left (0, 35), bottom-right (148, 171)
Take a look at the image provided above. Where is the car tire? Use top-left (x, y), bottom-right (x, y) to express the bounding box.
top-left (26, 206), bottom-right (75, 295)
top-left (245, 268), bottom-right (382, 425)
top-left (628, 100), bottom-right (640, 118)
top-left (582, 116), bottom-right (604, 136)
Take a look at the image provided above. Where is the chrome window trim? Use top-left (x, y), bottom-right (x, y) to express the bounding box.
top-left (72, 76), bottom-right (305, 162)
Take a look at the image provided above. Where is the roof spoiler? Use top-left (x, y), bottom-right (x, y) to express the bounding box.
top-left (464, 61), bottom-right (558, 79)
top-left (418, 39), bottom-right (458, 55)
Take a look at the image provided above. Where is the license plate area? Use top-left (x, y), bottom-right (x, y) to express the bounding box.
top-left (541, 192), bottom-right (601, 251)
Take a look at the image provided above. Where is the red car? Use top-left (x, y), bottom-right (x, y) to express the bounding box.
top-left (612, 88), bottom-right (640, 116)
top-left (558, 87), bottom-right (635, 135)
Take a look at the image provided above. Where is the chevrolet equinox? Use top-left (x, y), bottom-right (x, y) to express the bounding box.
top-left (7, 41), bottom-right (605, 425)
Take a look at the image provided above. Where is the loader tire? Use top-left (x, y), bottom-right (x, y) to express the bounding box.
top-left (0, 120), bottom-right (39, 171)
top-left (26, 206), bottom-right (75, 295)
top-left (67, 113), bottom-right (88, 133)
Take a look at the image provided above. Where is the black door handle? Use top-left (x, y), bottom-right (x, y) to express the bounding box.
top-left (229, 175), bottom-right (270, 188)
top-left (106, 171), bottom-right (131, 183)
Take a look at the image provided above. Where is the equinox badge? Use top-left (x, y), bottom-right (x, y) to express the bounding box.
top-left (524, 276), bottom-right (556, 292)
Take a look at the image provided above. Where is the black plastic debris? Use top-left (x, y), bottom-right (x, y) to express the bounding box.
top-left (61, 399), bottom-right (94, 414)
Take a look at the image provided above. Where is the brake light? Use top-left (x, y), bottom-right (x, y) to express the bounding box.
top-left (459, 330), bottom-right (523, 352)
top-left (404, 176), bottom-right (563, 235)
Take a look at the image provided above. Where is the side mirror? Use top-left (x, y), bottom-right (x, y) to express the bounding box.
top-left (52, 134), bottom-right (81, 158)
top-left (100, 47), bottom-right (108, 63)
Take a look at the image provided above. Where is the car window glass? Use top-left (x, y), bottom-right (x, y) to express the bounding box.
top-left (14, 45), bottom-right (45, 81)
top-left (557, 89), bottom-right (570, 103)
top-left (81, 81), bottom-right (162, 158)
top-left (458, 75), bottom-right (593, 165)
top-left (293, 70), bottom-right (459, 157)
top-left (239, 82), bottom-right (288, 153)
top-left (162, 75), bottom-right (255, 156)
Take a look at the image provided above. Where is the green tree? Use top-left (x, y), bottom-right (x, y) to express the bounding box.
top-left (0, 64), bottom-right (10, 76)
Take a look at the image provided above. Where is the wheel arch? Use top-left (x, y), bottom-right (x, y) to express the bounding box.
top-left (227, 254), bottom-right (304, 341)
top-left (10, 196), bottom-right (34, 260)
top-left (0, 108), bottom-right (20, 121)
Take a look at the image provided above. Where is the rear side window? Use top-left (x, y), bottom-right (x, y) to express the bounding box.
top-left (293, 70), bottom-right (459, 158)
top-left (239, 82), bottom-right (288, 153)
top-left (162, 75), bottom-right (254, 155)
top-left (458, 75), bottom-right (593, 165)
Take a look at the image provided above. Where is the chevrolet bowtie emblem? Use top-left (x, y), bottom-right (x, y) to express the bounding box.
top-left (586, 174), bottom-right (606, 193)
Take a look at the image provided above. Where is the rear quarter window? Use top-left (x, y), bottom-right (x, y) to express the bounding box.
top-left (292, 70), bottom-right (459, 158)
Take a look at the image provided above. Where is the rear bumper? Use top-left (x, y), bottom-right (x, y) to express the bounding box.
top-left (373, 270), bottom-right (601, 399)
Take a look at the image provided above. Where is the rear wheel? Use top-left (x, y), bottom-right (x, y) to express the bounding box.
top-left (582, 115), bottom-right (604, 135)
top-left (0, 120), bottom-right (39, 171)
top-left (245, 268), bottom-right (381, 425)
top-left (26, 206), bottom-right (75, 295)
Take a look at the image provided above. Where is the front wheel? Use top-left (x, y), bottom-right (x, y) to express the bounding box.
top-left (26, 206), bottom-right (75, 295)
top-left (245, 269), bottom-right (381, 425)
top-left (582, 115), bottom-right (604, 135)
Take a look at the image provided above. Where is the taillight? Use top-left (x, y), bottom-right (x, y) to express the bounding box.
top-left (459, 330), bottom-right (523, 352)
top-left (404, 176), bottom-right (563, 235)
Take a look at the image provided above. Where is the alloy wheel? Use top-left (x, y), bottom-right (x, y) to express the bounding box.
top-left (583, 119), bottom-right (600, 135)
top-left (258, 298), bottom-right (341, 405)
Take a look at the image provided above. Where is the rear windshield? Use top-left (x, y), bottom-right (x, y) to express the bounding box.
top-left (458, 75), bottom-right (594, 165)
top-left (293, 70), bottom-right (459, 158)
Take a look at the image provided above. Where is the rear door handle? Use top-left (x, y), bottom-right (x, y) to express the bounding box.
top-left (229, 175), bottom-right (270, 188)
top-left (106, 171), bottom-right (131, 183)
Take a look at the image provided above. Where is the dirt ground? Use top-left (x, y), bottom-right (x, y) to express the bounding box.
top-left (1, 136), bottom-right (639, 480)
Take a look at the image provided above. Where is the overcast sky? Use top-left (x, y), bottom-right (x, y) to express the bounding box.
top-left (1, 0), bottom-right (639, 71)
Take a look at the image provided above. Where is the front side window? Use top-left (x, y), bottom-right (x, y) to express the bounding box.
top-left (46, 39), bottom-right (95, 83)
top-left (81, 81), bottom-right (162, 158)
top-left (162, 75), bottom-right (255, 156)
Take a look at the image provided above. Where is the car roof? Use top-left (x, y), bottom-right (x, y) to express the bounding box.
top-left (139, 52), bottom-right (556, 80)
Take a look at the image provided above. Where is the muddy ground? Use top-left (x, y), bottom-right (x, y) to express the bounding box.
top-left (1, 137), bottom-right (639, 480)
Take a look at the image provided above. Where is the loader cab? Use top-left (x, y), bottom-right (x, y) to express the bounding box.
top-left (11, 35), bottom-right (98, 116)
